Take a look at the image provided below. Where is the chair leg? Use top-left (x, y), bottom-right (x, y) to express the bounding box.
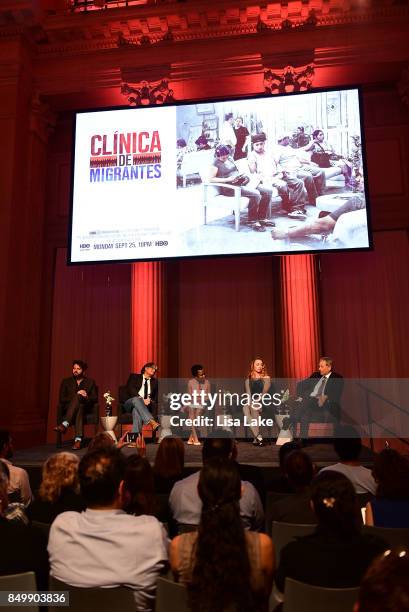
top-left (234, 193), bottom-right (241, 231)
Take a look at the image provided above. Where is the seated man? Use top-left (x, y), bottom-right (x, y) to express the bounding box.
top-left (285, 356), bottom-right (344, 439)
top-left (248, 132), bottom-right (307, 220)
top-left (54, 359), bottom-right (97, 450)
top-left (124, 362), bottom-right (160, 435)
top-left (271, 194), bottom-right (366, 241)
top-left (274, 133), bottom-right (326, 205)
top-left (0, 430), bottom-right (32, 506)
top-left (169, 437), bottom-right (264, 531)
top-left (48, 448), bottom-right (168, 611)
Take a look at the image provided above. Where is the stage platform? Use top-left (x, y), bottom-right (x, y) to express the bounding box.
top-left (13, 440), bottom-right (374, 495)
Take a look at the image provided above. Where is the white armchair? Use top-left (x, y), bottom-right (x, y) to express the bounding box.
top-left (200, 174), bottom-right (250, 231)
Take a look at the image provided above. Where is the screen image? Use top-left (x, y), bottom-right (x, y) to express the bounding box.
top-left (69, 87), bottom-right (371, 264)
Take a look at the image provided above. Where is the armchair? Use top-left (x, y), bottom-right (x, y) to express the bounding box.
top-left (56, 387), bottom-right (99, 448)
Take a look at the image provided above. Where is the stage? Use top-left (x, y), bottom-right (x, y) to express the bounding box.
top-left (13, 440), bottom-right (374, 494)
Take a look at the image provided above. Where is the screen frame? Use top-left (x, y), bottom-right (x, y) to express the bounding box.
top-left (67, 84), bottom-right (373, 266)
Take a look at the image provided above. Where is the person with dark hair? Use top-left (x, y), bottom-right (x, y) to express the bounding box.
top-left (365, 449), bottom-right (409, 527)
top-left (154, 436), bottom-right (185, 494)
top-left (270, 450), bottom-right (316, 524)
top-left (169, 437), bottom-right (264, 531)
top-left (186, 364), bottom-right (211, 445)
top-left (0, 461), bottom-right (28, 525)
top-left (209, 144), bottom-right (274, 232)
top-left (275, 471), bottom-right (387, 593)
top-left (123, 455), bottom-right (156, 516)
top-left (27, 452), bottom-right (84, 524)
top-left (274, 133), bottom-right (326, 205)
top-left (48, 448), bottom-right (168, 611)
top-left (320, 425), bottom-right (376, 494)
top-left (220, 112), bottom-right (237, 151)
top-left (54, 360), bottom-right (97, 450)
top-left (248, 132), bottom-right (308, 220)
top-left (124, 362), bottom-right (160, 436)
top-left (304, 129), bottom-right (351, 182)
top-left (355, 548), bottom-right (409, 612)
top-left (0, 467), bottom-right (49, 589)
top-left (0, 429), bottom-right (32, 505)
top-left (290, 126), bottom-right (310, 149)
top-left (170, 459), bottom-right (274, 612)
top-left (233, 116), bottom-right (250, 160)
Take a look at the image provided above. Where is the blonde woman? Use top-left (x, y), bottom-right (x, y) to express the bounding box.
top-left (243, 358), bottom-right (271, 447)
top-left (27, 452), bottom-right (84, 523)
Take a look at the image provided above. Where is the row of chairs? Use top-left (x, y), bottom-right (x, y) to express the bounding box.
top-left (0, 571), bottom-right (358, 612)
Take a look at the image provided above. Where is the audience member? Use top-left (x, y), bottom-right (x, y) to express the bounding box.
top-left (153, 436), bottom-right (185, 494)
top-left (275, 471), bottom-right (387, 593)
top-left (169, 437), bottom-right (264, 531)
top-left (27, 452), bottom-right (85, 524)
top-left (321, 425), bottom-right (376, 494)
top-left (0, 466), bottom-right (49, 588)
top-left (0, 461), bottom-right (28, 525)
top-left (270, 450), bottom-right (316, 524)
top-left (123, 455), bottom-right (156, 516)
top-left (170, 458), bottom-right (274, 612)
top-left (86, 431), bottom-right (116, 452)
top-left (48, 448), bottom-right (168, 611)
top-left (354, 548), bottom-right (409, 612)
top-left (0, 429), bottom-right (32, 506)
top-left (365, 449), bottom-right (409, 527)
top-left (266, 441), bottom-right (302, 493)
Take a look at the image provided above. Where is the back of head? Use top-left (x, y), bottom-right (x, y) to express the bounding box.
top-left (123, 454), bottom-right (155, 515)
top-left (333, 425), bottom-right (362, 462)
top-left (190, 458), bottom-right (254, 612)
top-left (279, 440), bottom-right (302, 471)
top-left (154, 436), bottom-right (184, 479)
top-left (86, 432), bottom-right (116, 454)
top-left (284, 450), bottom-right (314, 490)
top-left (373, 449), bottom-right (409, 500)
top-left (79, 448), bottom-right (125, 508)
top-left (39, 452), bottom-right (79, 503)
top-left (0, 430), bottom-right (11, 457)
top-left (202, 436), bottom-right (234, 463)
top-left (311, 470), bottom-right (359, 536)
top-left (358, 549), bottom-right (409, 612)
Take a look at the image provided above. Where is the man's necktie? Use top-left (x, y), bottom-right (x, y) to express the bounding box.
top-left (316, 376), bottom-right (327, 396)
top-left (143, 378), bottom-right (148, 399)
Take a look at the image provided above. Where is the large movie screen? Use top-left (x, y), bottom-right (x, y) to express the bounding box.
top-left (69, 87), bottom-right (370, 263)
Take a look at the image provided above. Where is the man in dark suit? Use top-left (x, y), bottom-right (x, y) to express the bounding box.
top-left (54, 360), bottom-right (97, 450)
top-left (285, 356), bottom-right (344, 439)
top-left (124, 362), bottom-right (159, 434)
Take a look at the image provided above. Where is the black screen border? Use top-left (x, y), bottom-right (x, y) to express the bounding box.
top-left (67, 85), bottom-right (373, 266)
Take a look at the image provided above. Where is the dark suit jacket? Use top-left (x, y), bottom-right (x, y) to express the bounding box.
top-left (59, 376), bottom-right (97, 408)
top-left (126, 373), bottom-right (158, 415)
top-left (297, 371), bottom-right (344, 418)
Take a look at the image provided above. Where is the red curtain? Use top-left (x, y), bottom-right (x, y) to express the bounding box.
top-left (46, 249), bottom-right (131, 441)
top-left (130, 261), bottom-right (167, 374)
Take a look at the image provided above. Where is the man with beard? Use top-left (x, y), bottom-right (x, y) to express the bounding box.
top-left (54, 360), bottom-right (97, 450)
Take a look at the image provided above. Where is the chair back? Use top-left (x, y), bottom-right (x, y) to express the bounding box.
top-left (0, 572), bottom-right (38, 612)
top-left (363, 525), bottom-right (409, 548)
top-left (49, 576), bottom-right (135, 612)
top-left (156, 577), bottom-right (188, 612)
top-left (272, 521), bottom-right (316, 564)
top-left (283, 578), bottom-right (359, 612)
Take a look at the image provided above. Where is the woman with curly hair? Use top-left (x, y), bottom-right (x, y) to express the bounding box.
top-left (170, 458), bottom-right (274, 612)
top-left (275, 471), bottom-right (387, 593)
top-left (243, 357), bottom-right (271, 446)
top-left (28, 452), bottom-right (84, 523)
top-left (365, 449), bottom-right (409, 527)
